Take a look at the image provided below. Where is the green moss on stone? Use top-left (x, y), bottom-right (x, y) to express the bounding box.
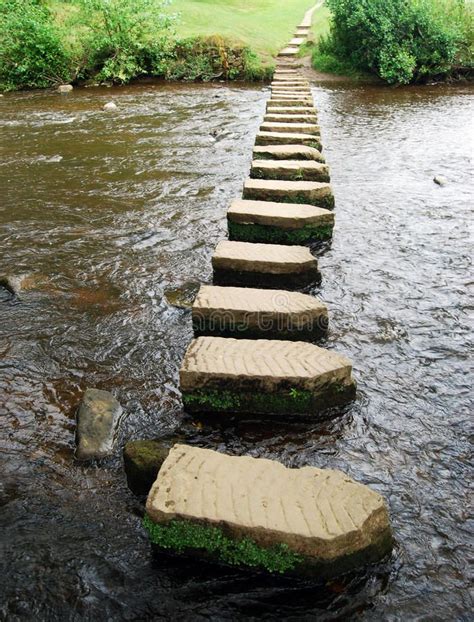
top-left (143, 515), bottom-right (303, 574)
top-left (228, 221), bottom-right (333, 244)
top-left (181, 384), bottom-right (355, 415)
top-left (251, 167), bottom-right (329, 183)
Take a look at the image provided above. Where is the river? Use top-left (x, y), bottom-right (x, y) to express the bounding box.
top-left (0, 80), bottom-right (472, 620)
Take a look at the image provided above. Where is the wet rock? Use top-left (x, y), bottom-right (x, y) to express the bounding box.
top-left (145, 445), bottom-right (392, 577)
top-left (103, 101), bottom-right (118, 111)
top-left (434, 175), bottom-right (447, 186)
top-left (164, 281), bottom-right (200, 309)
top-left (123, 435), bottom-right (184, 496)
top-left (58, 84), bottom-right (73, 93)
top-left (0, 273), bottom-right (31, 296)
top-left (75, 389), bottom-right (123, 461)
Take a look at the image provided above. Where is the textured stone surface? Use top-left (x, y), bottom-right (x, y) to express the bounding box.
top-left (146, 444), bottom-right (392, 575)
top-left (192, 284), bottom-right (328, 339)
top-left (260, 122), bottom-right (320, 135)
top-left (267, 106), bottom-right (317, 115)
top-left (271, 93), bottom-right (313, 101)
top-left (268, 99), bottom-right (314, 108)
top-left (243, 178), bottom-right (334, 210)
top-left (264, 114), bottom-right (318, 123)
top-left (255, 132), bottom-right (322, 150)
top-left (290, 37), bottom-right (305, 45)
top-left (251, 160), bottom-right (329, 182)
top-left (75, 388), bottom-right (123, 460)
top-left (103, 102), bottom-right (117, 111)
top-left (271, 80), bottom-right (309, 86)
top-left (58, 84), bottom-right (73, 93)
top-left (180, 337), bottom-right (354, 392)
top-left (228, 199), bottom-right (334, 227)
top-left (253, 145), bottom-right (325, 163)
top-left (271, 86), bottom-right (311, 92)
top-left (212, 240), bottom-right (317, 275)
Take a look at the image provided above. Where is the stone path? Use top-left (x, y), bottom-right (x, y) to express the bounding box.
top-left (192, 284), bottom-right (328, 339)
top-left (180, 337), bottom-right (356, 414)
top-left (141, 3), bottom-right (393, 578)
top-left (145, 445), bottom-right (392, 577)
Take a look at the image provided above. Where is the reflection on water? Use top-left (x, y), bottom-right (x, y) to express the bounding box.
top-left (0, 80), bottom-right (472, 620)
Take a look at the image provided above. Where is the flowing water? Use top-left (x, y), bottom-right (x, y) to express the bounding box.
top-left (0, 79), bottom-right (472, 621)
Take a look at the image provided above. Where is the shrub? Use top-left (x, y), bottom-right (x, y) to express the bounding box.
top-left (75, 0), bottom-right (176, 83)
top-left (163, 36), bottom-right (271, 82)
top-left (315, 0), bottom-right (474, 84)
top-left (0, 0), bottom-right (73, 91)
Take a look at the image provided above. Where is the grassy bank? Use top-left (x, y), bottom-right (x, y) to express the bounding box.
top-left (0, 0), bottom-right (317, 91)
top-left (311, 0), bottom-right (474, 84)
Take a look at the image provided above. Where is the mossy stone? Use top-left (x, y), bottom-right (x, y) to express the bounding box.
top-left (123, 437), bottom-right (183, 496)
top-left (228, 221), bottom-right (333, 245)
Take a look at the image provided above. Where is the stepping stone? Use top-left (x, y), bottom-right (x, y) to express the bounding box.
top-left (264, 114), bottom-right (318, 123)
top-left (271, 81), bottom-right (309, 87)
top-left (273, 69), bottom-right (298, 75)
top-left (271, 93), bottom-right (313, 100)
top-left (268, 99), bottom-right (314, 108)
top-left (251, 159), bottom-right (330, 183)
top-left (212, 240), bottom-right (320, 289)
top-left (256, 131), bottom-right (322, 151)
top-left (179, 337), bottom-right (356, 414)
top-left (290, 37), bottom-right (305, 45)
top-left (271, 85), bottom-right (310, 92)
top-left (253, 144), bottom-right (325, 163)
top-left (227, 198), bottom-right (334, 244)
top-left (279, 47), bottom-right (299, 56)
top-left (243, 178), bottom-right (334, 210)
top-left (192, 284), bottom-right (329, 339)
top-left (267, 106), bottom-right (317, 115)
top-left (260, 122), bottom-right (320, 136)
top-left (145, 445), bottom-right (392, 577)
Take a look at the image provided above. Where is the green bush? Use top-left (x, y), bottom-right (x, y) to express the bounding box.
top-left (0, 0), bottom-right (73, 91)
top-left (315, 0), bottom-right (474, 84)
top-left (163, 36), bottom-right (271, 82)
top-left (74, 0), bottom-right (176, 83)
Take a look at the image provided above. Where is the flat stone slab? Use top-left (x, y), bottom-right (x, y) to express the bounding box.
top-left (192, 284), bottom-right (328, 339)
top-left (267, 106), bottom-right (317, 115)
top-left (290, 37), bottom-right (305, 45)
top-left (260, 122), bottom-right (320, 135)
top-left (255, 132), bottom-right (322, 150)
top-left (145, 445), bottom-right (392, 577)
top-left (279, 48), bottom-right (299, 56)
top-left (271, 93), bottom-right (313, 101)
top-left (179, 337), bottom-right (356, 414)
top-left (264, 114), bottom-right (318, 123)
top-left (253, 145), bottom-right (325, 163)
top-left (251, 160), bottom-right (330, 183)
top-left (243, 178), bottom-right (334, 210)
top-left (212, 240), bottom-right (320, 289)
top-left (271, 85), bottom-right (311, 92)
top-left (227, 197), bottom-right (333, 244)
top-left (75, 388), bottom-right (123, 460)
top-left (268, 99), bottom-right (314, 108)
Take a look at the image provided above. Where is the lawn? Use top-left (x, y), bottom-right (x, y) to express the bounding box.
top-left (170, 0), bottom-right (320, 60)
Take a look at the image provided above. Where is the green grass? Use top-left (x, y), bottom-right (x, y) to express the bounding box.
top-left (170, 0), bottom-right (318, 62)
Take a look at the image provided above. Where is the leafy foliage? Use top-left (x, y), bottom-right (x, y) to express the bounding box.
top-left (143, 515), bottom-right (304, 574)
top-left (315, 0), bottom-right (474, 84)
top-left (0, 0), bottom-right (73, 91)
top-left (163, 36), bottom-right (270, 81)
top-left (74, 0), bottom-right (176, 83)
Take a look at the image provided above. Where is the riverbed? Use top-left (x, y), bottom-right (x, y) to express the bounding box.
top-left (0, 80), bottom-right (472, 620)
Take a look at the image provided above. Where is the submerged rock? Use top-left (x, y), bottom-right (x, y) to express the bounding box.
top-left (434, 175), bottom-right (447, 186)
top-left (58, 84), bottom-right (73, 93)
top-left (123, 435), bottom-right (184, 496)
top-left (75, 389), bottom-right (123, 461)
top-left (0, 273), bottom-right (32, 296)
top-left (164, 281), bottom-right (200, 309)
top-left (103, 101), bottom-right (118, 111)
top-left (144, 445), bottom-right (393, 578)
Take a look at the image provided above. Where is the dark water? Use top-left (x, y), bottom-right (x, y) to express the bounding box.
top-left (0, 79), bottom-right (472, 621)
